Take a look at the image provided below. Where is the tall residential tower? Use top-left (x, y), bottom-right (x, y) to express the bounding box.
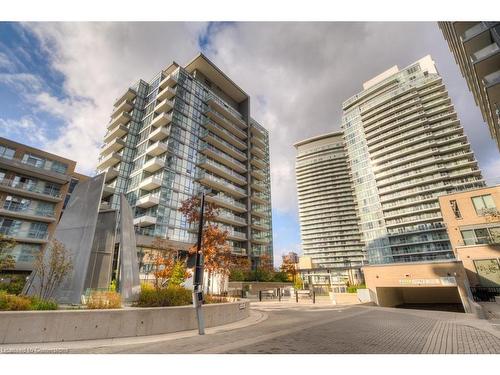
top-left (97, 54), bottom-right (273, 266)
top-left (342, 55), bottom-right (485, 265)
top-left (294, 133), bottom-right (365, 282)
top-left (439, 22), bottom-right (500, 152)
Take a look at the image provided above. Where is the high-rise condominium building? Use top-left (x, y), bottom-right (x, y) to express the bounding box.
top-left (97, 53), bottom-right (272, 265)
top-left (294, 132), bottom-right (365, 275)
top-left (438, 22), bottom-right (500, 152)
top-left (341, 55), bottom-right (485, 265)
top-left (0, 137), bottom-right (85, 271)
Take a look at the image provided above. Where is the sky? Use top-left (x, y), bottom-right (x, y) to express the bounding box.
top-left (1, 22), bottom-right (499, 266)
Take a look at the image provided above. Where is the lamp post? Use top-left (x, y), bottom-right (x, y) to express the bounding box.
top-left (193, 192), bottom-right (206, 335)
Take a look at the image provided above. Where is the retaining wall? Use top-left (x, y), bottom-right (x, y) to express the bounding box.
top-left (0, 300), bottom-right (250, 344)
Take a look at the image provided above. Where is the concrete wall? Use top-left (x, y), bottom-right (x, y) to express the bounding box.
top-left (228, 281), bottom-right (293, 295)
top-left (0, 300), bottom-right (250, 344)
top-left (330, 293), bottom-right (361, 305)
top-left (456, 246), bottom-right (500, 287)
top-left (363, 261), bottom-right (471, 312)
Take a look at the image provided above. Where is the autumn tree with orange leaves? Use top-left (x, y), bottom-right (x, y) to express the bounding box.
top-left (150, 236), bottom-right (190, 289)
top-left (179, 195), bottom-right (233, 294)
top-left (280, 254), bottom-right (299, 283)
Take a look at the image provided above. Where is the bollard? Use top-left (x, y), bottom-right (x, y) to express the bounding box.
top-left (241, 290), bottom-right (245, 299)
top-left (313, 291), bottom-right (316, 304)
top-left (278, 288), bottom-right (282, 302)
top-left (259, 290), bottom-right (262, 302)
top-left (295, 290), bottom-right (298, 303)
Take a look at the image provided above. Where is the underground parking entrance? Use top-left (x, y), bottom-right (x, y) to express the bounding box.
top-left (376, 286), bottom-right (465, 312)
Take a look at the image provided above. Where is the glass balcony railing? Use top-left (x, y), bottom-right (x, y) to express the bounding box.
top-left (202, 130), bottom-right (247, 160)
top-left (0, 178), bottom-right (62, 199)
top-left (2, 203), bottom-right (55, 218)
top-left (0, 227), bottom-right (49, 240)
top-left (199, 156), bottom-right (246, 183)
top-left (484, 70), bottom-right (500, 87)
top-left (196, 171), bottom-right (247, 196)
top-left (206, 93), bottom-right (244, 123)
top-left (204, 118), bottom-right (247, 149)
top-left (209, 193), bottom-right (246, 211)
top-left (200, 144), bottom-right (246, 171)
top-left (463, 22), bottom-right (488, 41)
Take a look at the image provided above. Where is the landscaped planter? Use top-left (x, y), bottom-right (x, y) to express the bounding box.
top-left (0, 299), bottom-right (250, 344)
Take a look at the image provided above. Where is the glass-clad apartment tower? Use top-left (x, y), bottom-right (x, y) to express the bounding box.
top-left (97, 53), bottom-right (273, 264)
top-left (294, 132), bottom-right (365, 275)
top-left (341, 55), bottom-right (485, 264)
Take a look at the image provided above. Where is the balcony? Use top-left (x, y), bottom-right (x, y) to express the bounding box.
top-left (112, 99), bottom-right (133, 118)
top-left (108, 111), bottom-right (131, 130)
top-left (198, 156), bottom-right (246, 185)
top-left (146, 141), bottom-right (168, 157)
top-left (0, 228), bottom-right (49, 244)
top-left (149, 126), bottom-right (170, 142)
top-left (227, 231), bottom-right (247, 241)
top-left (205, 119), bottom-right (247, 149)
top-left (97, 152), bottom-right (122, 170)
top-left (205, 194), bottom-right (247, 213)
top-left (251, 180), bottom-right (266, 192)
top-left (157, 86), bottom-right (176, 101)
top-left (205, 109), bottom-right (247, 140)
top-left (154, 98), bottom-right (174, 114)
top-left (462, 22), bottom-right (489, 42)
top-left (472, 42), bottom-right (500, 78)
top-left (151, 113), bottom-right (172, 128)
top-left (0, 156), bottom-right (70, 185)
top-left (250, 157), bottom-right (266, 170)
top-left (103, 166), bottom-right (119, 182)
top-left (143, 157), bottom-right (165, 172)
top-left (251, 146), bottom-right (265, 159)
top-left (196, 171), bottom-right (247, 198)
top-left (100, 138), bottom-right (125, 157)
top-left (252, 221), bottom-right (270, 231)
top-left (139, 176), bottom-right (162, 191)
top-left (102, 185), bottom-right (115, 198)
top-left (200, 144), bottom-right (246, 173)
top-left (250, 125), bottom-right (265, 139)
top-left (202, 131), bottom-right (247, 161)
top-left (250, 192), bottom-right (267, 205)
top-left (251, 168), bottom-right (265, 181)
top-left (206, 95), bottom-right (247, 129)
top-left (0, 206), bottom-right (56, 223)
top-left (133, 215), bottom-right (157, 227)
top-left (159, 74), bottom-right (177, 89)
top-left (251, 208), bottom-right (268, 219)
top-left (104, 124), bottom-right (128, 143)
top-left (251, 136), bottom-right (265, 150)
top-left (251, 237), bottom-right (270, 245)
top-left (215, 211), bottom-right (247, 227)
top-left (136, 194), bottom-right (160, 208)
top-left (113, 88), bottom-right (136, 108)
top-left (0, 178), bottom-right (62, 203)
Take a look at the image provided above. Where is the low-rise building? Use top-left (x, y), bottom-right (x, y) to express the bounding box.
top-left (0, 137), bottom-right (85, 272)
top-left (439, 185), bottom-right (500, 291)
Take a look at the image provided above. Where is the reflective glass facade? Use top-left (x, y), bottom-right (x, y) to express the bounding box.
top-left (342, 56), bottom-right (485, 264)
top-left (97, 54), bottom-right (273, 262)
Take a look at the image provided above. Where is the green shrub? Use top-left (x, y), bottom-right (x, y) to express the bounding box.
top-left (0, 274), bottom-right (26, 295)
top-left (29, 297), bottom-right (58, 310)
top-left (0, 291), bottom-right (31, 310)
top-left (347, 284), bottom-right (366, 293)
top-left (135, 284), bottom-right (192, 307)
top-left (272, 271), bottom-right (289, 282)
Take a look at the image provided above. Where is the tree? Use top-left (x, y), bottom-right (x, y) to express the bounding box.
top-left (169, 260), bottom-right (191, 287)
top-left (179, 195), bottom-right (232, 294)
top-left (229, 256), bottom-right (251, 281)
top-left (0, 233), bottom-right (16, 273)
top-left (280, 254), bottom-right (298, 283)
top-left (32, 239), bottom-right (73, 300)
top-left (151, 251), bottom-right (175, 289)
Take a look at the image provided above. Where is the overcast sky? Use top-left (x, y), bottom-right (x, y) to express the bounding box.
top-left (0, 22), bottom-right (499, 264)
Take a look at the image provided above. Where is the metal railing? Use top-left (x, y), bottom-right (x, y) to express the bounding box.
top-left (0, 178), bottom-right (62, 199)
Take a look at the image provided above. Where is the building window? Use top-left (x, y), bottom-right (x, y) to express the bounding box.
top-left (0, 146), bottom-right (15, 160)
top-left (450, 200), bottom-right (462, 219)
top-left (460, 227), bottom-right (500, 246)
top-left (471, 194), bottom-right (496, 215)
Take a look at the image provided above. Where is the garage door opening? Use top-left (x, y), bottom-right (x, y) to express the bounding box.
top-left (376, 286), bottom-right (465, 313)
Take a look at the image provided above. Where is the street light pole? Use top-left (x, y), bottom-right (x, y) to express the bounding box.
top-left (193, 192), bottom-right (206, 335)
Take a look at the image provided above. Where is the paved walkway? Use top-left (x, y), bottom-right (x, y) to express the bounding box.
top-left (3, 302), bottom-right (499, 354)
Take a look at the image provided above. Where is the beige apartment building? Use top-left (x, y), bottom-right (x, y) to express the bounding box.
top-left (294, 132), bottom-right (365, 288)
top-left (439, 185), bottom-right (500, 289)
top-left (0, 137), bottom-right (84, 272)
top-left (439, 22), bottom-right (500, 152)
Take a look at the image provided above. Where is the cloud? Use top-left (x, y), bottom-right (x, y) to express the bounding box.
top-left (20, 22), bottom-right (208, 174)
top-left (0, 52), bottom-right (16, 72)
top-left (0, 116), bottom-right (48, 144)
top-left (0, 72), bottom-right (42, 91)
top-left (201, 22), bottom-right (500, 215)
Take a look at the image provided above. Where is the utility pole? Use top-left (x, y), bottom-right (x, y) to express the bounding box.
top-left (193, 192), bottom-right (206, 335)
